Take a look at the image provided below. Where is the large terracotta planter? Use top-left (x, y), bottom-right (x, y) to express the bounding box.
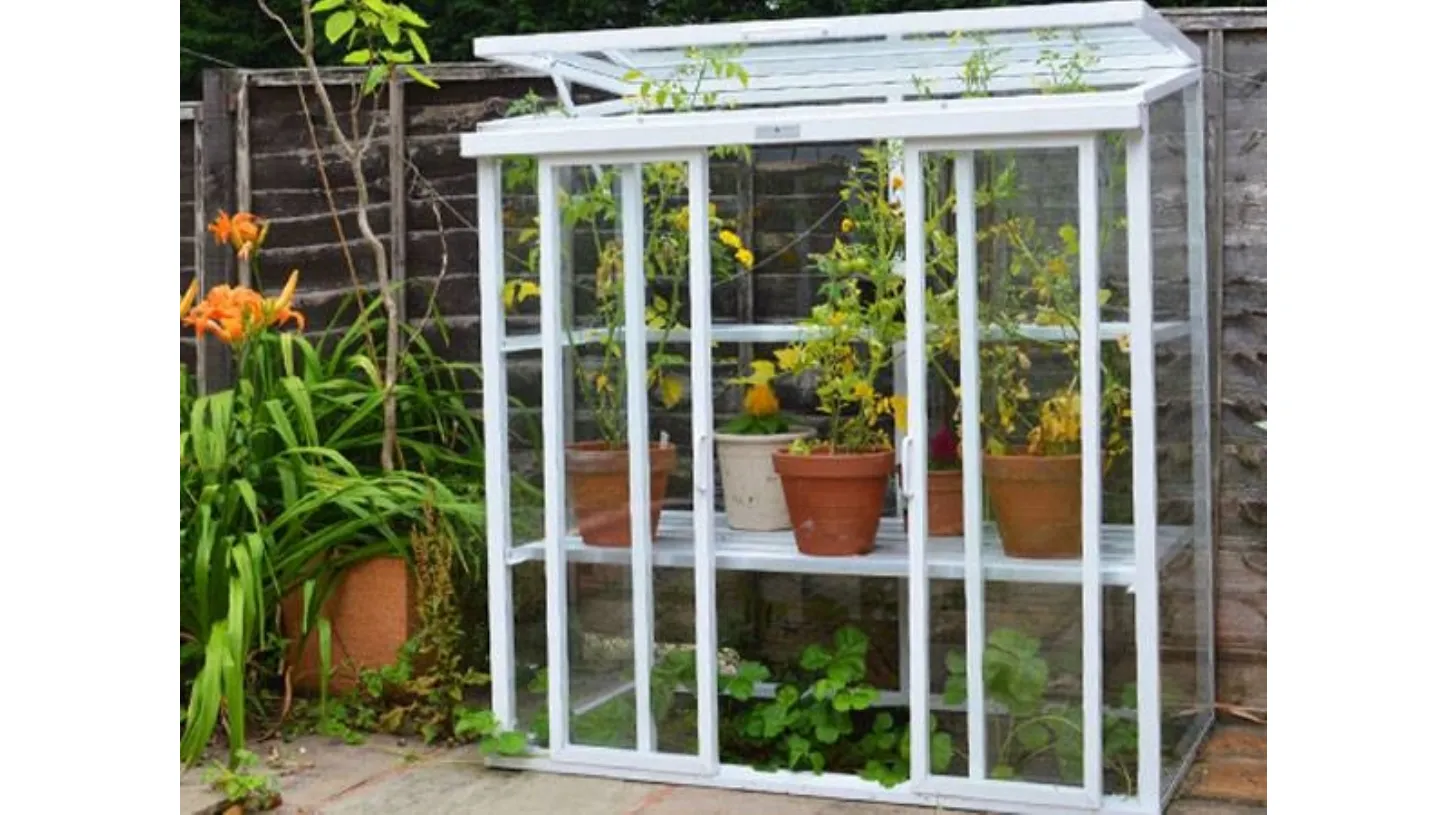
top-left (773, 448), bottom-right (894, 556)
top-left (281, 555), bottom-right (418, 694)
top-left (716, 427), bottom-right (815, 531)
top-left (566, 441), bottom-right (677, 547)
top-left (982, 453), bottom-right (1082, 559)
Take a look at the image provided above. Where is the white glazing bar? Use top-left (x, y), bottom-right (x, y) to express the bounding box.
top-left (460, 93), bottom-right (1144, 159)
top-left (1185, 80), bottom-right (1216, 711)
top-left (687, 152), bottom-right (720, 770)
top-left (1078, 137), bottom-right (1104, 804)
top-left (953, 153), bottom-right (986, 781)
top-left (621, 162), bottom-right (657, 753)
top-left (537, 160), bottom-right (571, 751)
top-left (1125, 126), bottom-right (1163, 807)
top-left (901, 143), bottom-right (930, 784)
top-left (477, 159), bottom-right (517, 728)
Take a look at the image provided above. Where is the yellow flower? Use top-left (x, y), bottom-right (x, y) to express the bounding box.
top-left (659, 375), bottom-right (685, 409)
top-left (841, 218), bottom-right (855, 233)
top-left (743, 382), bottom-right (780, 417)
top-left (889, 395), bottom-right (908, 431)
top-left (595, 373), bottom-right (611, 393)
top-left (735, 248), bottom-right (754, 269)
top-left (890, 172), bottom-right (904, 191)
top-left (852, 381), bottom-right (875, 401)
top-left (827, 311), bottom-right (847, 328)
top-left (774, 347), bottom-right (803, 372)
top-left (719, 229), bottom-right (742, 249)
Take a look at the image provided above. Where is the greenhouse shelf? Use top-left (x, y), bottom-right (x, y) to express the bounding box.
top-left (499, 320), bottom-right (1189, 354)
top-left (506, 510), bottom-right (1188, 588)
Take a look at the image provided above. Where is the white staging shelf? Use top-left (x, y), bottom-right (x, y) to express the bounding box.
top-left (501, 320), bottom-right (1187, 354)
top-left (507, 510), bottom-right (1188, 589)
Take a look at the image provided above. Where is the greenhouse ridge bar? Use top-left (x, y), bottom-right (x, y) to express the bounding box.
top-left (462, 2), bottom-right (1211, 813)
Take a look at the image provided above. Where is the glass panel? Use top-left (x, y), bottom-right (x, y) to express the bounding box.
top-left (974, 145), bottom-right (1087, 788)
top-left (1150, 87), bottom-right (1206, 792)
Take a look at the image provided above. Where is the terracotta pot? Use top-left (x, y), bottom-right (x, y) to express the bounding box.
top-left (773, 448), bottom-right (894, 556)
top-left (982, 453), bottom-right (1082, 559)
top-left (926, 469), bottom-right (965, 536)
top-left (566, 441), bottom-right (677, 547)
top-left (280, 555), bottom-right (418, 694)
top-left (716, 427), bottom-right (815, 531)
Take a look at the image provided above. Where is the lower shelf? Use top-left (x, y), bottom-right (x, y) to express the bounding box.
top-left (506, 511), bottom-right (1190, 588)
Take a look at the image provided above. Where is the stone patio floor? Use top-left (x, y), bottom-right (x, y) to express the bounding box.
top-left (181, 723), bottom-right (1266, 815)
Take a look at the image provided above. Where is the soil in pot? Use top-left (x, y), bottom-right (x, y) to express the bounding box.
top-left (773, 448), bottom-right (894, 556)
top-left (982, 453), bottom-right (1082, 559)
top-left (716, 427), bottom-right (814, 532)
top-left (566, 441), bottom-right (677, 547)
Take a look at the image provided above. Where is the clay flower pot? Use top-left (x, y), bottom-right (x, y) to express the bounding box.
top-left (280, 556), bottom-right (418, 694)
top-left (982, 453), bottom-right (1082, 559)
top-left (773, 448), bottom-right (894, 556)
top-left (926, 469), bottom-right (965, 536)
top-left (566, 440), bottom-right (677, 547)
top-left (716, 427), bottom-right (815, 531)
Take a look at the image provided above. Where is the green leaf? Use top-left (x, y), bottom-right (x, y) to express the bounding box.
top-left (381, 19), bottom-right (402, 44)
top-left (496, 731), bottom-right (528, 756)
top-left (799, 644), bottom-right (831, 671)
top-left (945, 649), bottom-right (968, 675)
top-left (406, 29), bottom-right (431, 63)
top-left (403, 65), bottom-right (438, 89)
top-left (342, 49), bottom-right (372, 65)
top-left (930, 731), bottom-right (954, 773)
top-left (1017, 721), bottom-right (1051, 751)
top-left (815, 721), bottom-right (840, 744)
top-left (311, 0), bottom-right (346, 11)
top-left (393, 3), bottom-right (428, 27)
top-left (363, 64), bottom-right (389, 94)
top-left (325, 10), bottom-right (357, 44)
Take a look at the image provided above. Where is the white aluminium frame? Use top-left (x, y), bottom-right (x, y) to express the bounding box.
top-left (469, 6), bottom-right (1212, 814)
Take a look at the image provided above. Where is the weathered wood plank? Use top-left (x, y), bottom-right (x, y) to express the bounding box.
top-left (199, 69), bottom-right (238, 393)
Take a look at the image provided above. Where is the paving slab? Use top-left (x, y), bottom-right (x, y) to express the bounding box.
top-left (182, 725), bottom-right (1266, 815)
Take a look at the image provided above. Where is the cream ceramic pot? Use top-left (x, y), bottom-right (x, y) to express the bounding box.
top-left (716, 427), bottom-right (815, 531)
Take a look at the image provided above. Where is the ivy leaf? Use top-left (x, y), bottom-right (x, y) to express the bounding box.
top-left (943, 674), bottom-right (967, 706)
top-left (815, 721), bottom-right (840, 744)
top-left (325, 10), bottom-right (357, 44)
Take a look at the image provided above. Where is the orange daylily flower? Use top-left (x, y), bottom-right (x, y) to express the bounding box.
top-left (267, 270), bottom-right (306, 331)
top-left (180, 279), bottom-right (199, 319)
top-left (181, 271), bottom-right (305, 345)
top-left (207, 211), bottom-right (233, 244)
top-left (207, 210), bottom-right (268, 261)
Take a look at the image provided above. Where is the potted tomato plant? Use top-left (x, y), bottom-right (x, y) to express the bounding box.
top-left (509, 158), bottom-right (752, 547)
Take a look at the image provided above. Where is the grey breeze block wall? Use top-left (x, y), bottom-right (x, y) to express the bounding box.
top-left (178, 9), bottom-right (1266, 712)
